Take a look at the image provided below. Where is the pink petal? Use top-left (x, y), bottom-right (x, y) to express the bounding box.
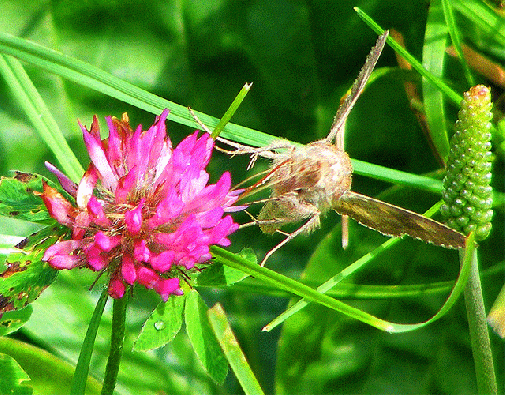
top-left (180, 168), bottom-right (209, 203)
top-left (136, 267), bottom-right (158, 289)
top-left (148, 188), bottom-right (183, 228)
top-left (87, 196), bottom-right (110, 227)
top-left (133, 239), bottom-right (150, 262)
top-left (85, 245), bottom-right (107, 271)
top-left (195, 207), bottom-right (224, 228)
top-left (108, 278), bottom-right (126, 299)
top-left (81, 121), bottom-right (118, 191)
top-left (125, 199), bottom-right (145, 235)
top-left (149, 250), bottom-right (175, 272)
top-left (45, 161), bottom-right (78, 196)
top-left (43, 239), bottom-right (82, 269)
top-left (40, 181), bottom-right (76, 227)
top-left (76, 165), bottom-right (98, 209)
top-left (104, 116), bottom-right (122, 171)
top-left (155, 278), bottom-right (182, 301)
top-left (95, 232), bottom-right (121, 252)
top-left (114, 168), bottom-right (137, 204)
top-left (73, 211), bottom-right (90, 239)
top-left (121, 254), bottom-right (137, 285)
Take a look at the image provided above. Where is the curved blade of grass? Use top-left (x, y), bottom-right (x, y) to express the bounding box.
top-left (441, 0), bottom-right (475, 86)
top-left (207, 304), bottom-right (265, 395)
top-left (423, 0), bottom-right (451, 164)
top-left (0, 55), bottom-right (84, 181)
top-left (0, 32), bottom-right (274, 150)
top-left (211, 260), bottom-right (504, 300)
top-left (453, 0), bottom-right (505, 48)
top-left (263, 236), bottom-right (401, 332)
top-left (354, 7), bottom-right (463, 106)
top-left (263, 201), bottom-right (442, 331)
top-left (212, 232), bottom-right (473, 333)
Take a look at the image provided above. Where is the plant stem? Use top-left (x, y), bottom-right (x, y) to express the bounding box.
top-left (101, 293), bottom-right (129, 395)
top-left (462, 248), bottom-right (497, 395)
top-left (71, 289), bottom-right (109, 395)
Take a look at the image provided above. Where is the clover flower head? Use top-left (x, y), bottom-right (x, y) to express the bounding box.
top-left (41, 109), bottom-right (241, 300)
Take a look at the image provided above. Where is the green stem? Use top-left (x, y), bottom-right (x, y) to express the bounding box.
top-left (101, 293), bottom-right (129, 395)
top-left (71, 289), bottom-right (109, 395)
top-left (462, 248), bottom-right (497, 395)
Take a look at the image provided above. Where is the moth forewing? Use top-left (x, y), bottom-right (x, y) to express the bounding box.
top-left (327, 30), bottom-right (389, 147)
top-left (332, 191), bottom-right (466, 249)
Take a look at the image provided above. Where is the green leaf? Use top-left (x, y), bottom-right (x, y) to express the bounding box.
top-left (0, 31), bottom-right (275, 150)
top-left (423, 0), bottom-right (451, 163)
top-left (0, 172), bottom-right (54, 224)
top-left (0, 224), bottom-right (67, 314)
top-left (0, 306), bottom-right (32, 336)
top-left (0, 337), bottom-right (102, 395)
top-left (185, 289), bottom-right (228, 384)
top-left (0, 352), bottom-right (32, 395)
top-left (207, 304), bottom-right (265, 395)
top-left (0, 55), bottom-right (84, 181)
top-left (197, 248), bottom-right (253, 287)
top-left (134, 293), bottom-right (186, 351)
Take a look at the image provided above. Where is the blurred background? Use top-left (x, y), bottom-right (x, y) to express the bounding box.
top-left (0, 0), bottom-right (504, 394)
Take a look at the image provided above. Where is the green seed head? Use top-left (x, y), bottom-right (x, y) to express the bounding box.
top-left (441, 85), bottom-right (494, 241)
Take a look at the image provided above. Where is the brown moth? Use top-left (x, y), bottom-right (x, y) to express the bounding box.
top-left (216, 31), bottom-right (466, 265)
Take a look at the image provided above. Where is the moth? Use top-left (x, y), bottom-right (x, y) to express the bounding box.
top-left (213, 31), bottom-right (466, 265)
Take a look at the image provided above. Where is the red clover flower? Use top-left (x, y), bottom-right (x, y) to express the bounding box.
top-left (40, 110), bottom-right (242, 300)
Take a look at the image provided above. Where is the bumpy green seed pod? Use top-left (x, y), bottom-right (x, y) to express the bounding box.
top-left (441, 85), bottom-right (493, 241)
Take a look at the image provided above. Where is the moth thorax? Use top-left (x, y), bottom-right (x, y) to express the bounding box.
top-left (268, 141), bottom-right (352, 211)
top-left (303, 142), bottom-right (352, 204)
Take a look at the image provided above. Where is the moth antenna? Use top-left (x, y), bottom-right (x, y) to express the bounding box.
top-left (326, 30), bottom-right (389, 147)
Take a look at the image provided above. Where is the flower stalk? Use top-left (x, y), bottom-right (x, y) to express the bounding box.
top-left (101, 292), bottom-right (129, 395)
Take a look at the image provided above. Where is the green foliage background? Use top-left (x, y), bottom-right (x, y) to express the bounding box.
top-left (0, 0), bottom-right (504, 394)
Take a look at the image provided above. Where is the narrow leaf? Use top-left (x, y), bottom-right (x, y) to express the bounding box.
top-left (208, 304), bottom-right (265, 395)
top-left (423, 0), bottom-right (451, 163)
top-left (70, 289), bottom-right (108, 395)
top-left (0, 55), bottom-right (83, 181)
top-left (212, 239), bottom-right (472, 333)
top-left (185, 290), bottom-right (228, 384)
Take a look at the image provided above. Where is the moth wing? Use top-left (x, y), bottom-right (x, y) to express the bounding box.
top-left (327, 30), bottom-right (389, 146)
top-left (333, 191), bottom-right (466, 249)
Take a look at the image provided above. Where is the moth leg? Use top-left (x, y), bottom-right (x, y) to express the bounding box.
top-left (216, 137), bottom-right (295, 169)
top-left (260, 212), bottom-right (320, 266)
top-left (341, 214), bottom-right (349, 249)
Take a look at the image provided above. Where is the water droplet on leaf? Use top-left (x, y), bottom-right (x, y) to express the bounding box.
top-left (154, 321), bottom-right (165, 331)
